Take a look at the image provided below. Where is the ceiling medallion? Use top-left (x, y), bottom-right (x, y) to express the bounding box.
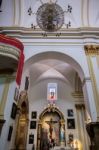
top-left (36, 3), bottom-right (64, 32)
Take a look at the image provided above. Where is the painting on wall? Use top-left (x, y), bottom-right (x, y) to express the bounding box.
top-left (67, 119), bottom-right (75, 129)
top-left (14, 87), bottom-right (19, 101)
top-left (29, 134), bottom-right (34, 144)
top-left (11, 103), bottom-right (17, 119)
top-left (67, 109), bottom-right (74, 117)
top-left (30, 121), bottom-right (36, 129)
top-left (25, 76), bottom-right (29, 90)
top-left (31, 111), bottom-right (37, 119)
top-left (7, 126), bottom-right (13, 141)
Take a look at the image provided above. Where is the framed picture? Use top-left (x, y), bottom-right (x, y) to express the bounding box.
top-left (68, 133), bottom-right (73, 142)
top-left (25, 76), bottom-right (29, 90)
top-left (31, 111), bottom-right (37, 119)
top-left (30, 121), bottom-right (36, 129)
top-left (29, 134), bottom-right (34, 144)
top-left (14, 87), bottom-right (19, 101)
top-left (67, 109), bottom-right (74, 117)
top-left (7, 126), bottom-right (13, 141)
top-left (11, 103), bottom-right (17, 119)
top-left (67, 119), bottom-right (75, 129)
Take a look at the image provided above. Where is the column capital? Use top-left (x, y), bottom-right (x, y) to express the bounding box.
top-left (75, 104), bottom-right (85, 109)
top-left (82, 77), bottom-right (91, 86)
top-left (84, 45), bottom-right (99, 55)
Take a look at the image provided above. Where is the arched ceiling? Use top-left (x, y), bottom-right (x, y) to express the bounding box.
top-left (29, 59), bottom-right (76, 88)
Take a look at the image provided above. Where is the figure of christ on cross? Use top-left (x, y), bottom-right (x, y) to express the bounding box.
top-left (45, 118), bottom-right (58, 140)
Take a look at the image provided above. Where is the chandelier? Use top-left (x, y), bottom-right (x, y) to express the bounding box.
top-left (28, 0), bottom-right (72, 34)
top-left (36, 3), bottom-right (64, 32)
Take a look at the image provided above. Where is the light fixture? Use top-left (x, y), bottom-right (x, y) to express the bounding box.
top-left (36, 3), bottom-right (64, 32)
top-left (27, 0), bottom-right (72, 35)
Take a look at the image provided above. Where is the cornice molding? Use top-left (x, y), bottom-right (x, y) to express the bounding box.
top-left (82, 77), bottom-right (91, 86)
top-left (0, 27), bottom-right (99, 40)
top-left (72, 91), bottom-right (84, 98)
top-left (75, 104), bottom-right (85, 109)
top-left (84, 45), bottom-right (99, 55)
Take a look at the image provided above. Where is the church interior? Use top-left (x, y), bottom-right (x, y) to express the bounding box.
top-left (0, 0), bottom-right (99, 150)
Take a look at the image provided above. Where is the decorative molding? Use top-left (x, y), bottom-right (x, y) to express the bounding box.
top-left (0, 44), bottom-right (20, 61)
top-left (0, 75), bottom-right (16, 79)
top-left (84, 45), bottom-right (99, 55)
top-left (1, 27), bottom-right (99, 40)
top-left (82, 77), bottom-right (91, 86)
top-left (75, 104), bottom-right (85, 109)
top-left (72, 91), bottom-right (84, 98)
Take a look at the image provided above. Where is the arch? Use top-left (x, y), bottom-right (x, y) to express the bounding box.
top-left (39, 106), bottom-right (65, 121)
top-left (23, 51), bottom-right (85, 82)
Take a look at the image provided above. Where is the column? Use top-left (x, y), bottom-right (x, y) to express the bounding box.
top-left (0, 76), bottom-right (15, 135)
top-left (85, 45), bottom-right (99, 150)
top-left (84, 45), bottom-right (99, 121)
top-left (75, 104), bottom-right (89, 150)
top-left (83, 77), bottom-right (97, 122)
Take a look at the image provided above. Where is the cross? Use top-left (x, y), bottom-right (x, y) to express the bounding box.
top-left (45, 118), bottom-right (58, 140)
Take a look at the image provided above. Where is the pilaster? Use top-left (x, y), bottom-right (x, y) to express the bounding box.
top-left (0, 75), bottom-right (15, 135)
top-left (84, 45), bottom-right (99, 121)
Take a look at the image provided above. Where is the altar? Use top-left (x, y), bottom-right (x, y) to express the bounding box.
top-left (50, 146), bottom-right (79, 150)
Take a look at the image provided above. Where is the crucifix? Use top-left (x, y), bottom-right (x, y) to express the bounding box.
top-left (45, 118), bottom-right (58, 140)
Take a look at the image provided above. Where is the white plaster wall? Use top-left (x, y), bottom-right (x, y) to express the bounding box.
top-left (0, 79), bottom-right (18, 150)
top-left (0, 0), bottom-right (14, 26)
top-left (26, 78), bottom-right (83, 150)
top-left (0, 77), bottom-right (5, 103)
top-left (89, 0), bottom-right (99, 27)
top-left (0, 0), bottom-right (99, 27)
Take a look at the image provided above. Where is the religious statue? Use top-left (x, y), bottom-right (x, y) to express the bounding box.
top-left (45, 118), bottom-right (58, 140)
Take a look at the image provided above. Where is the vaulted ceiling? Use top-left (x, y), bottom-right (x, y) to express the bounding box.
top-left (29, 59), bottom-right (76, 89)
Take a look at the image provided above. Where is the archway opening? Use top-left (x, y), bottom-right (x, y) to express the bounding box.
top-left (21, 51), bottom-right (90, 150)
